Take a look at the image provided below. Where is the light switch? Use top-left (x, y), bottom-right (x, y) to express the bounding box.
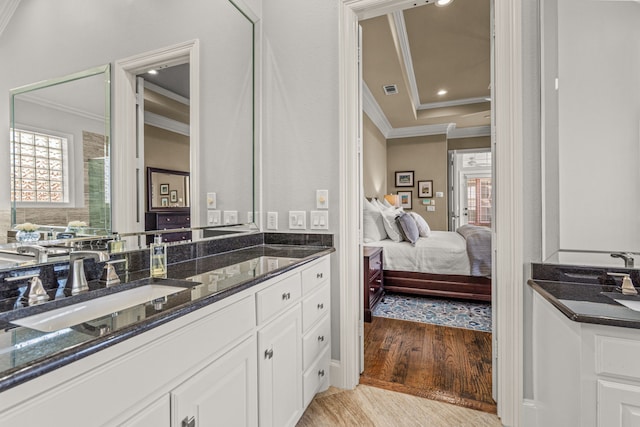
top-left (267, 212), bottom-right (278, 230)
top-left (223, 211), bottom-right (238, 225)
top-left (289, 211), bottom-right (306, 230)
top-left (427, 206), bottom-right (436, 212)
top-left (207, 210), bottom-right (221, 225)
top-left (207, 192), bottom-right (217, 209)
top-left (316, 190), bottom-right (329, 209)
top-left (435, 192), bottom-right (444, 198)
top-left (310, 211), bottom-right (329, 230)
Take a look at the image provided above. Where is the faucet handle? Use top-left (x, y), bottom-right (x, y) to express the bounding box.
top-left (4, 273), bottom-right (50, 305)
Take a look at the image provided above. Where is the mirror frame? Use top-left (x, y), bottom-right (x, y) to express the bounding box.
top-left (146, 167), bottom-right (190, 213)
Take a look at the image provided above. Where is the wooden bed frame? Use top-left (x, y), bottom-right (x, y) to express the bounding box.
top-left (383, 269), bottom-right (491, 302)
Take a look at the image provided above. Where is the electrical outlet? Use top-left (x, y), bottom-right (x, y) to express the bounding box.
top-left (207, 210), bottom-right (221, 225)
top-left (223, 210), bottom-right (238, 225)
top-left (427, 205), bottom-right (436, 212)
top-left (267, 212), bottom-right (278, 230)
top-left (207, 192), bottom-right (217, 209)
top-left (289, 211), bottom-right (306, 230)
top-left (247, 211), bottom-right (254, 223)
top-left (310, 211), bottom-right (329, 230)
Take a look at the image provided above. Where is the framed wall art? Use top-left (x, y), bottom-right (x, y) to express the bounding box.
top-left (398, 191), bottom-right (412, 209)
top-left (418, 180), bottom-right (433, 198)
top-left (395, 171), bottom-right (414, 187)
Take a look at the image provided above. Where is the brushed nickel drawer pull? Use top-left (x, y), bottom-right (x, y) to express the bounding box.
top-left (182, 416), bottom-right (195, 427)
top-left (264, 348), bottom-right (274, 359)
top-left (317, 303), bottom-right (324, 310)
top-left (318, 335), bottom-right (325, 342)
top-left (282, 292), bottom-right (291, 300)
top-left (318, 369), bottom-right (325, 377)
top-left (316, 272), bottom-right (323, 279)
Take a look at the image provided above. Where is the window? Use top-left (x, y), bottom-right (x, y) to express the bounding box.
top-left (467, 177), bottom-right (492, 227)
top-left (10, 129), bottom-right (68, 203)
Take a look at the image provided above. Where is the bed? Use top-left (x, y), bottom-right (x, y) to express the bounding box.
top-left (364, 226), bottom-right (492, 302)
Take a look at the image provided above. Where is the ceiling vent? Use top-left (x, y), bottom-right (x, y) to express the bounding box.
top-left (383, 84), bottom-right (398, 95)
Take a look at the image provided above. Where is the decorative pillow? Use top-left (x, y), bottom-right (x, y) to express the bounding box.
top-left (381, 197), bottom-right (393, 208)
top-left (371, 198), bottom-right (386, 210)
top-left (396, 212), bottom-right (420, 245)
top-left (379, 208), bottom-right (403, 242)
top-left (363, 198), bottom-right (387, 242)
top-left (409, 212), bottom-right (431, 237)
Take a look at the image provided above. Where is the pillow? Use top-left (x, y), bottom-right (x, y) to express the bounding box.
top-left (379, 208), bottom-right (403, 242)
top-left (409, 212), bottom-right (431, 237)
top-left (363, 198), bottom-right (388, 242)
top-left (396, 212), bottom-right (420, 245)
top-left (380, 197), bottom-right (393, 208)
top-left (371, 198), bottom-right (386, 210)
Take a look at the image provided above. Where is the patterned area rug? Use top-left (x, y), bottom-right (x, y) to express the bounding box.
top-left (372, 293), bottom-right (492, 332)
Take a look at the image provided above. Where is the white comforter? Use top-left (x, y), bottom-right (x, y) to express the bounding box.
top-left (364, 231), bottom-right (471, 276)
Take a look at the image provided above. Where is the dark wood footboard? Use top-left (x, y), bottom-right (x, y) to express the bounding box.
top-left (383, 270), bottom-right (491, 302)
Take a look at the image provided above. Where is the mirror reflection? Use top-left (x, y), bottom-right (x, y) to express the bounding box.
top-left (9, 65), bottom-right (111, 241)
top-left (147, 168), bottom-right (190, 211)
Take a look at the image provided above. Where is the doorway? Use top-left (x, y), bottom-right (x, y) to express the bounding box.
top-left (449, 149), bottom-right (492, 230)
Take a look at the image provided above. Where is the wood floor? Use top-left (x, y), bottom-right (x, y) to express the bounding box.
top-left (360, 316), bottom-right (496, 414)
top-left (297, 385), bottom-right (502, 427)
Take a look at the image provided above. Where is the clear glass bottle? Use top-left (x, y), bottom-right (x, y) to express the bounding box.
top-left (108, 232), bottom-right (126, 253)
top-left (150, 234), bottom-right (167, 278)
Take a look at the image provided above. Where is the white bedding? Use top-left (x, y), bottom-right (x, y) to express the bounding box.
top-left (364, 231), bottom-right (471, 276)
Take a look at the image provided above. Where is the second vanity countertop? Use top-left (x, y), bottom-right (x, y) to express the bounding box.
top-left (0, 243), bottom-right (334, 393)
top-left (529, 263), bottom-right (640, 329)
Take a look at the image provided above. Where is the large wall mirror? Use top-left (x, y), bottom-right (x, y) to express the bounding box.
top-left (541, 0), bottom-right (640, 267)
top-left (9, 65), bottom-right (111, 238)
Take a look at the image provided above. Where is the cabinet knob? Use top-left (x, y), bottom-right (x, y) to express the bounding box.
top-left (370, 287), bottom-right (375, 292)
top-left (317, 303), bottom-right (324, 310)
top-left (318, 369), bottom-right (325, 377)
top-left (282, 292), bottom-right (291, 300)
top-left (316, 272), bottom-right (323, 279)
top-left (264, 348), bottom-right (274, 359)
top-left (317, 335), bottom-right (325, 342)
top-left (182, 416), bottom-right (196, 427)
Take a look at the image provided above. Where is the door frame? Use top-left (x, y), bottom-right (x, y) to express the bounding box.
top-left (112, 40), bottom-right (201, 235)
top-left (337, 1), bottom-right (524, 425)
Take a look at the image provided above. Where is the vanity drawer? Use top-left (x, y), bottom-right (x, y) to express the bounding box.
top-left (595, 335), bottom-right (640, 379)
top-left (302, 282), bottom-right (330, 331)
top-left (301, 257), bottom-right (330, 294)
top-left (303, 347), bottom-right (330, 409)
top-left (302, 315), bottom-right (331, 370)
top-left (256, 273), bottom-right (302, 324)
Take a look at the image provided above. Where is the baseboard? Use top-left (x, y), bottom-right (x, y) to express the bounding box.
top-left (521, 399), bottom-right (538, 427)
top-left (329, 359), bottom-right (351, 389)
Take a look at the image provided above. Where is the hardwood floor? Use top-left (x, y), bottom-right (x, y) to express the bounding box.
top-left (297, 385), bottom-right (502, 427)
top-left (360, 316), bottom-right (496, 414)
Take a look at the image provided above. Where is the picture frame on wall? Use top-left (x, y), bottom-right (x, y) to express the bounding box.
top-left (418, 180), bottom-right (433, 198)
top-left (161, 197), bottom-right (169, 207)
top-left (398, 191), bottom-right (412, 209)
top-left (395, 171), bottom-right (414, 187)
top-left (160, 184), bottom-right (169, 195)
top-left (170, 190), bottom-right (178, 203)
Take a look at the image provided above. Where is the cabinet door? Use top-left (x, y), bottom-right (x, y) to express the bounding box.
top-left (258, 305), bottom-right (303, 427)
top-left (119, 395), bottom-right (170, 427)
top-left (171, 337), bottom-right (258, 427)
top-left (598, 380), bottom-right (640, 427)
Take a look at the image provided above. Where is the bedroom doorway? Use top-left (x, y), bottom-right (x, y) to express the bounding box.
top-left (357, 0), bottom-right (496, 414)
top-left (449, 149), bottom-right (492, 230)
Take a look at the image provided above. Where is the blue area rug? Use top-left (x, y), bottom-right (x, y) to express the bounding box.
top-left (372, 293), bottom-right (492, 332)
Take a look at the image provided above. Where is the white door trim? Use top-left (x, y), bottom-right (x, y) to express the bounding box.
top-left (112, 40), bottom-right (200, 235)
top-left (337, 1), bottom-right (524, 425)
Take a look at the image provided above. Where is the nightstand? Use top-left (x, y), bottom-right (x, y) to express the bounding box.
top-left (363, 246), bottom-right (384, 322)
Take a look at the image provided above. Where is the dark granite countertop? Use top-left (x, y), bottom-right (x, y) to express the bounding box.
top-left (0, 243), bottom-right (334, 393)
top-left (529, 263), bottom-right (640, 329)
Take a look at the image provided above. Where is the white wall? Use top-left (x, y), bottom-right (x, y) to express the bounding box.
top-left (261, 0), bottom-right (340, 358)
top-left (0, 0), bottom-right (255, 222)
top-left (556, 0), bottom-right (640, 254)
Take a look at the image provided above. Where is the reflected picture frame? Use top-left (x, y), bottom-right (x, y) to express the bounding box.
top-left (161, 197), bottom-right (169, 207)
top-left (418, 180), bottom-right (433, 198)
top-left (160, 184), bottom-right (169, 195)
top-left (398, 191), bottom-right (412, 209)
top-left (395, 171), bottom-right (414, 187)
top-left (170, 190), bottom-right (178, 203)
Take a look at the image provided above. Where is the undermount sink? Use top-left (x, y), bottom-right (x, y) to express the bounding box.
top-left (12, 284), bottom-right (185, 333)
top-left (613, 298), bottom-right (640, 312)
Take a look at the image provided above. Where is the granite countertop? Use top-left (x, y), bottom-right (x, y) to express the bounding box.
top-left (529, 263), bottom-right (640, 329)
top-left (0, 244), bottom-right (334, 393)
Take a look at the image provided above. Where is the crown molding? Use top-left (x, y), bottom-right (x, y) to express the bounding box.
top-left (144, 111), bottom-right (190, 136)
top-left (0, 0), bottom-right (20, 39)
top-left (391, 10), bottom-right (420, 111)
top-left (144, 81), bottom-right (190, 106)
top-left (447, 125), bottom-right (491, 139)
top-left (387, 122), bottom-right (451, 139)
top-left (418, 96), bottom-right (490, 110)
top-left (362, 82), bottom-right (392, 136)
top-left (18, 93), bottom-right (104, 122)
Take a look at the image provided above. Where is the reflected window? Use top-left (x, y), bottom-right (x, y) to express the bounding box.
top-left (10, 128), bottom-right (69, 203)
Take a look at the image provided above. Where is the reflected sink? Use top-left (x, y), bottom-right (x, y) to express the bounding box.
top-left (12, 284), bottom-right (185, 332)
top-left (613, 299), bottom-right (640, 312)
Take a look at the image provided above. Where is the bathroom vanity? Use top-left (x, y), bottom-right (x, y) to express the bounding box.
top-left (529, 264), bottom-right (640, 427)
top-left (0, 234), bottom-right (334, 427)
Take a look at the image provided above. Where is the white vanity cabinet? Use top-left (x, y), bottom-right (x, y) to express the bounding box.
top-left (0, 254), bottom-right (331, 427)
top-left (532, 292), bottom-right (640, 427)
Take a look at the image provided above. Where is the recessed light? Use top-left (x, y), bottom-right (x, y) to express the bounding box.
top-left (437, 89), bottom-right (448, 96)
top-left (435, 0), bottom-right (453, 7)
top-left (148, 69), bottom-right (158, 75)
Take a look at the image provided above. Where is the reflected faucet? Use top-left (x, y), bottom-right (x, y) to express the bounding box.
top-left (611, 252), bottom-right (635, 268)
top-left (67, 251), bottom-right (110, 295)
top-left (17, 245), bottom-right (48, 263)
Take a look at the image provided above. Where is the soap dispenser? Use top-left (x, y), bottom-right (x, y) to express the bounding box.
top-left (150, 234), bottom-right (167, 278)
top-left (108, 232), bottom-right (125, 253)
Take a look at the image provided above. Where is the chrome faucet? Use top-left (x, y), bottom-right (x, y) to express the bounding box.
top-left (67, 251), bottom-right (110, 295)
top-left (17, 245), bottom-right (48, 263)
top-left (5, 273), bottom-right (50, 305)
top-left (611, 252), bottom-right (635, 268)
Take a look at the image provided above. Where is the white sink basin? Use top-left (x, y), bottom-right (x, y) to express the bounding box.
top-left (12, 284), bottom-right (184, 332)
top-left (614, 299), bottom-right (640, 312)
